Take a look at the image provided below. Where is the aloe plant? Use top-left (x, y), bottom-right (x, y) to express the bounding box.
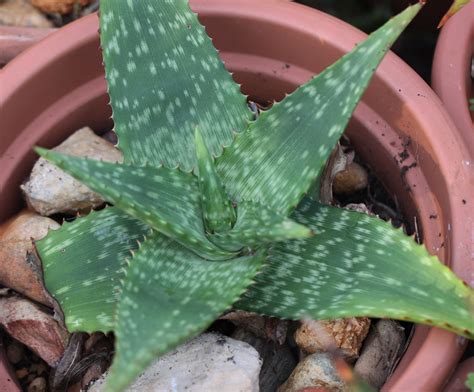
top-left (34, 1), bottom-right (474, 390)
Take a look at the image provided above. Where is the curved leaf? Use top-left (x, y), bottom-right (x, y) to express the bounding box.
top-left (217, 5), bottom-right (421, 215)
top-left (239, 198), bottom-right (474, 338)
top-left (36, 208), bottom-right (150, 332)
top-left (100, 0), bottom-right (251, 169)
top-left (210, 201), bottom-right (312, 252)
top-left (104, 232), bottom-right (264, 392)
top-left (36, 148), bottom-right (235, 260)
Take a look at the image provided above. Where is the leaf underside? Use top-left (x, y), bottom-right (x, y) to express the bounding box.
top-left (36, 208), bottom-right (150, 332)
top-left (104, 232), bottom-right (264, 392)
top-left (210, 201), bottom-right (312, 252)
top-left (238, 198), bottom-right (474, 338)
top-left (216, 4), bottom-right (421, 215)
top-left (100, 0), bottom-right (252, 169)
top-left (36, 148), bottom-right (235, 261)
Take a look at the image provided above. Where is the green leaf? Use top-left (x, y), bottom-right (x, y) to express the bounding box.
top-left (239, 198), bottom-right (474, 339)
top-left (210, 201), bottom-right (313, 252)
top-left (36, 208), bottom-right (150, 332)
top-left (104, 232), bottom-right (264, 392)
top-left (216, 5), bottom-right (421, 215)
top-left (195, 128), bottom-right (236, 233)
top-left (35, 148), bottom-right (235, 260)
top-left (100, 0), bottom-right (251, 169)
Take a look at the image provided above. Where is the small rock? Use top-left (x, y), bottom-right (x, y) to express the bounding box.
top-left (232, 327), bottom-right (297, 392)
top-left (89, 333), bottom-right (262, 392)
top-left (333, 163), bottom-right (368, 195)
top-left (222, 310), bottom-right (289, 344)
top-left (15, 368), bottom-right (28, 379)
top-left (29, 0), bottom-right (91, 14)
top-left (344, 203), bottom-right (372, 215)
top-left (27, 377), bottom-right (47, 392)
top-left (0, 0), bottom-right (53, 27)
top-left (22, 127), bottom-right (123, 216)
top-left (354, 320), bottom-right (406, 390)
top-left (295, 318), bottom-right (371, 361)
top-left (30, 362), bottom-right (47, 375)
top-left (278, 353), bottom-right (346, 392)
top-left (0, 210), bottom-right (59, 305)
top-left (319, 143), bottom-right (353, 204)
top-left (6, 342), bottom-right (24, 364)
top-left (0, 296), bottom-right (69, 366)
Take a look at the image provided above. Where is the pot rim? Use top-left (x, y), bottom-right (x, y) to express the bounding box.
top-left (0, 1), bottom-right (472, 390)
top-left (432, 0), bottom-right (474, 157)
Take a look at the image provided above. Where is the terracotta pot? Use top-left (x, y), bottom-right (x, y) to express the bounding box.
top-left (0, 0), bottom-right (472, 390)
top-left (432, 0), bottom-right (474, 157)
top-left (0, 26), bottom-right (56, 67)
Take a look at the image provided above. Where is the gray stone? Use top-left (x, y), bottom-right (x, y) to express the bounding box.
top-left (22, 127), bottom-right (123, 216)
top-left (354, 320), bottom-right (406, 390)
top-left (232, 327), bottom-right (297, 392)
top-left (88, 333), bottom-right (262, 392)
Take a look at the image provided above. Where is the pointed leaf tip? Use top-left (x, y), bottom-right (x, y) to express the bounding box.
top-left (195, 128), bottom-right (236, 234)
top-left (240, 198), bottom-right (474, 339)
top-left (438, 0), bottom-right (469, 28)
top-left (34, 146), bottom-right (50, 157)
top-left (217, 4), bottom-right (422, 215)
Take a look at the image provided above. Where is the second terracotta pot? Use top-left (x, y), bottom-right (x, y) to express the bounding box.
top-left (432, 0), bottom-right (474, 157)
top-left (0, 1), bottom-right (472, 390)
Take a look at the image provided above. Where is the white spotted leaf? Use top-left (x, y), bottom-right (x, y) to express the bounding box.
top-left (100, 0), bottom-right (252, 170)
top-left (36, 208), bottom-right (150, 332)
top-left (238, 198), bottom-right (474, 339)
top-left (35, 148), bottom-right (235, 260)
top-left (195, 128), bottom-right (236, 233)
top-left (216, 5), bottom-right (421, 214)
top-left (210, 201), bottom-right (313, 252)
top-left (104, 232), bottom-right (264, 392)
